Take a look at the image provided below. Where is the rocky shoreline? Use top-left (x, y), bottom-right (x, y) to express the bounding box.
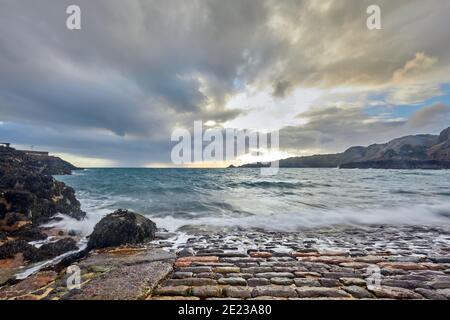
top-left (0, 146), bottom-right (86, 286)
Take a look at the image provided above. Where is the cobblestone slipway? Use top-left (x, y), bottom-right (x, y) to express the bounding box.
top-left (150, 225), bottom-right (450, 300)
top-left (1, 225), bottom-right (450, 300)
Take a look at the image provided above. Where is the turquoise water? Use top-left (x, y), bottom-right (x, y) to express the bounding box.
top-left (54, 168), bottom-right (450, 233)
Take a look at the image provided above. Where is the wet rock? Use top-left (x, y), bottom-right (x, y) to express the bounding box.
top-left (382, 279), bottom-right (430, 290)
top-left (191, 286), bottom-right (222, 298)
top-left (322, 272), bottom-right (358, 279)
top-left (173, 272), bottom-right (193, 279)
top-left (68, 230), bottom-right (78, 237)
top-left (241, 266), bottom-right (272, 273)
top-left (0, 146), bottom-right (86, 228)
top-left (340, 277), bottom-right (366, 286)
top-left (255, 272), bottom-right (294, 279)
top-left (252, 285), bottom-right (297, 298)
top-left (24, 238), bottom-right (78, 263)
top-left (87, 209), bottom-right (156, 249)
top-left (247, 278), bottom-right (270, 287)
top-left (427, 278), bottom-right (450, 289)
top-left (271, 277), bottom-right (294, 285)
top-left (320, 278), bottom-right (341, 287)
top-left (436, 289), bottom-right (450, 298)
top-left (196, 272), bottom-right (222, 280)
top-left (218, 277), bottom-right (247, 286)
top-left (0, 203), bottom-right (7, 220)
top-left (296, 287), bottom-right (351, 298)
top-left (154, 286), bottom-right (190, 296)
top-left (150, 296), bottom-right (199, 300)
top-left (223, 286), bottom-right (253, 298)
top-left (66, 248), bottom-right (175, 300)
top-left (378, 262), bottom-right (428, 271)
top-left (0, 254), bottom-right (24, 285)
top-left (428, 255), bottom-right (450, 263)
top-left (0, 240), bottom-right (36, 260)
top-left (294, 271), bottom-right (321, 278)
top-left (369, 286), bottom-right (423, 299)
top-left (177, 247), bottom-right (194, 257)
top-left (225, 272), bottom-right (253, 279)
top-left (414, 288), bottom-right (447, 300)
top-left (249, 252), bottom-right (272, 258)
top-left (175, 256), bottom-right (219, 266)
top-left (214, 266), bottom-right (240, 274)
top-left (164, 278), bottom-right (217, 286)
top-left (0, 271), bottom-right (57, 300)
top-left (273, 266), bottom-right (298, 273)
top-left (155, 232), bottom-right (176, 240)
top-left (294, 278), bottom-right (320, 287)
top-left (340, 262), bottom-right (370, 269)
top-left (180, 266), bottom-right (212, 273)
top-left (344, 285), bottom-right (373, 299)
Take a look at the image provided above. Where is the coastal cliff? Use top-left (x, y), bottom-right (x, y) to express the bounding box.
top-left (237, 126), bottom-right (450, 169)
top-left (0, 146), bottom-right (85, 238)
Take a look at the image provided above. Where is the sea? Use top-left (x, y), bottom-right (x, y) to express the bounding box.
top-left (52, 168), bottom-right (450, 235)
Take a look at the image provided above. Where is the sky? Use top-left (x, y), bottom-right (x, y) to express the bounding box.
top-left (1, 0), bottom-right (450, 167)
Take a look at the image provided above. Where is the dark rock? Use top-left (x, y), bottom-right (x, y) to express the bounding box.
top-left (296, 287), bottom-right (351, 298)
top-left (56, 248), bottom-right (90, 270)
top-left (191, 286), bottom-right (222, 298)
top-left (344, 286), bottom-right (374, 299)
top-left (0, 146), bottom-right (86, 230)
top-left (177, 247), bottom-right (194, 257)
top-left (68, 230), bottom-right (78, 236)
top-left (0, 238), bottom-right (77, 263)
top-left (252, 285), bottom-right (297, 298)
top-left (429, 255), bottom-right (450, 263)
top-left (4, 191), bottom-right (36, 214)
top-left (10, 226), bottom-right (48, 241)
top-left (414, 288), bottom-right (447, 300)
top-left (320, 278), bottom-right (341, 287)
top-left (247, 278), bottom-right (270, 287)
top-left (23, 238), bottom-right (78, 263)
top-left (369, 286), bottom-right (423, 299)
top-left (87, 209), bottom-right (156, 249)
top-left (38, 238), bottom-right (78, 259)
top-left (0, 203), bottom-right (8, 219)
top-left (0, 240), bottom-right (36, 260)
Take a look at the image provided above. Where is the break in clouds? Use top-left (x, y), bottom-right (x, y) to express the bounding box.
top-left (1, 0), bottom-right (450, 166)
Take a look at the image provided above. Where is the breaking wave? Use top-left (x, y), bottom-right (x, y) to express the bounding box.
top-left (51, 168), bottom-right (450, 234)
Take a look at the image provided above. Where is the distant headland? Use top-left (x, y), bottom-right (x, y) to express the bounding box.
top-left (233, 126), bottom-right (450, 169)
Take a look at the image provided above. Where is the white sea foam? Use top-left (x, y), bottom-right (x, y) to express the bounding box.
top-left (49, 201), bottom-right (450, 234)
top-left (152, 201), bottom-right (450, 232)
top-left (53, 168), bottom-right (450, 234)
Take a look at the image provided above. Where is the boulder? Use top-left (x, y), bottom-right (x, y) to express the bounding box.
top-left (87, 209), bottom-right (156, 249)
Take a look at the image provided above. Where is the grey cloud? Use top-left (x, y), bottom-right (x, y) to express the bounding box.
top-left (407, 103), bottom-right (450, 129)
top-left (280, 103), bottom-right (450, 154)
top-left (1, 0), bottom-right (450, 164)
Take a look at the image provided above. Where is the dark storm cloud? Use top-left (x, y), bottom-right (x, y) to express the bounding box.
top-left (0, 0), bottom-right (264, 136)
